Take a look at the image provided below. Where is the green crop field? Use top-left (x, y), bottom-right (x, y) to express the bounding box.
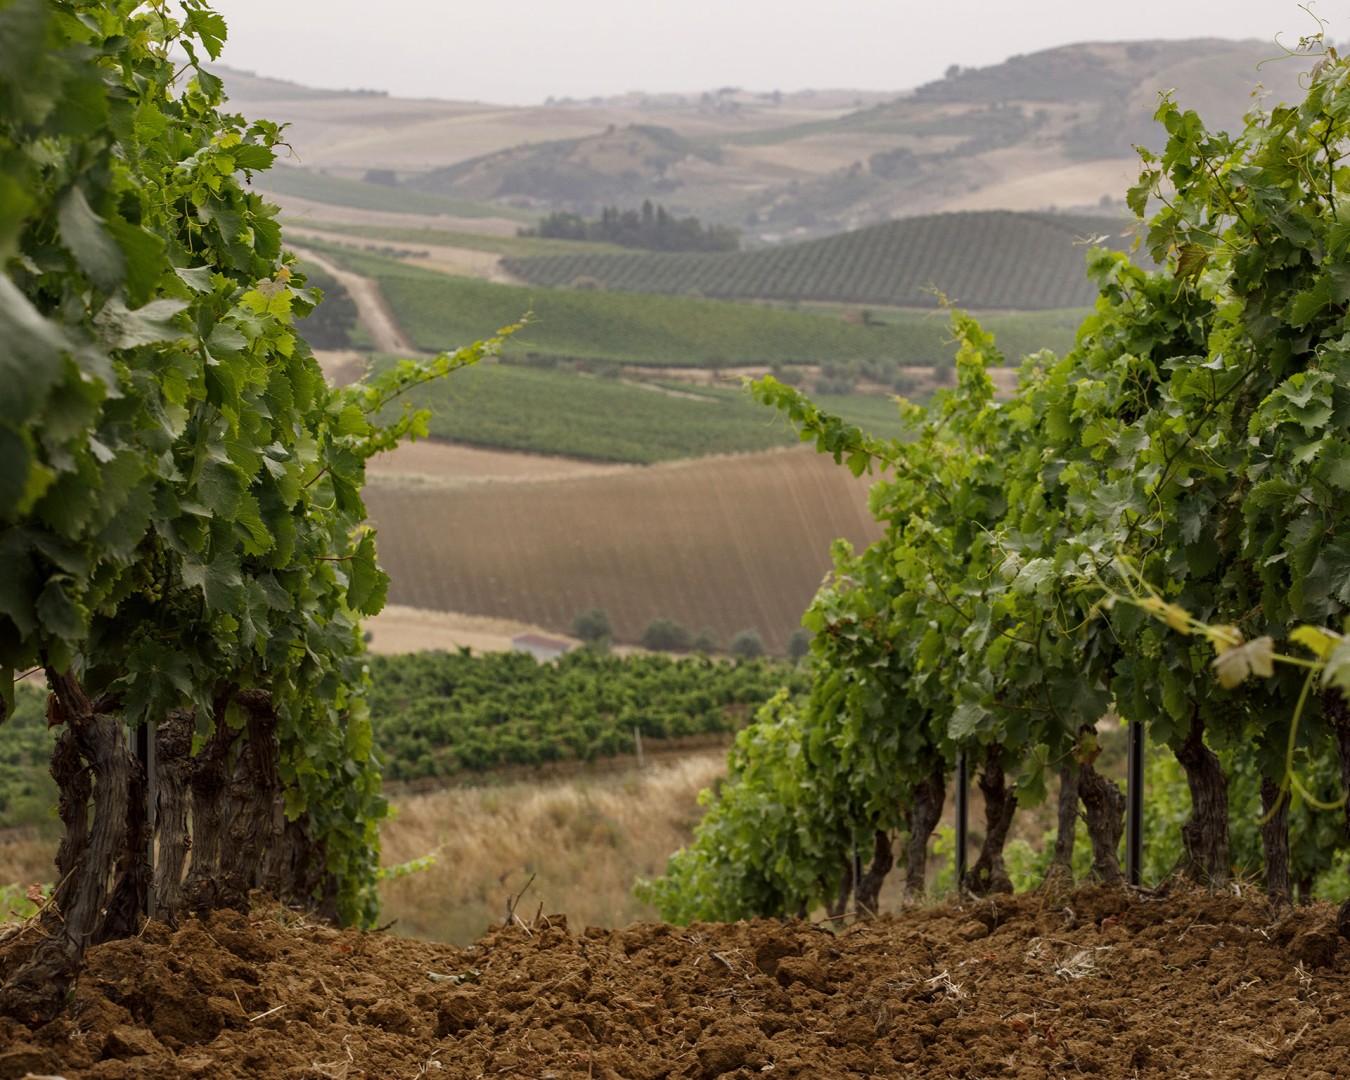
top-left (372, 356), bottom-right (911, 463)
top-left (499, 210), bottom-right (1138, 310)
top-left (308, 244), bottom-right (975, 368)
top-left (368, 650), bottom-right (810, 781)
top-left (255, 166), bottom-right (533, 220)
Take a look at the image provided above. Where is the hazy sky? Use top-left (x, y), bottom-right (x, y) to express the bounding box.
top-left (208, 1), bottom-right (1337, 105)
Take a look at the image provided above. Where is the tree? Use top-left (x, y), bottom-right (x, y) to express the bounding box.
top-left (730, 629), bottom-right (765, 660)
top-left (572, 608), bottom-right (613, 643)
top-left (642, 617), bottom-right (693, 652)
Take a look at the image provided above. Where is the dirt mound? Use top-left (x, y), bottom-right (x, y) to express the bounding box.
top-left (1, 886), bottom-right (1346, 1078)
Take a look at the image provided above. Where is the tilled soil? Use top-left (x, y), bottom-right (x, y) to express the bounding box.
top-left (1, 885), bottom-right (1347, 1079)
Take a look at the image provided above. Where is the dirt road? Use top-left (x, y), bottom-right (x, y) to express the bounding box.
top-left (291, 245), bottom-right (417, 355)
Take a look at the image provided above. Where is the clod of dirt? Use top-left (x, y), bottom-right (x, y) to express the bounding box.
top-left (0, 1042), bottom-right (58, 1080)
top-left (1292, 927), bottom-right (1342, 968)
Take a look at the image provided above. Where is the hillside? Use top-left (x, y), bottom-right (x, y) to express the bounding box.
top-left (395, 39), bottom-right (1307, 239)
top-left (364, 446), bottom-right (883, 655)
top-left (305, 242), bottom-right (1086, 379)
top-left (226, 38), bottom-right (1312, 246)
top-left (500, 209), bottom-right (1138, 309)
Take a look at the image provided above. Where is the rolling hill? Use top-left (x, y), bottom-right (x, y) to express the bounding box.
top-left (498, 210), bottom-right (1139, 309)
top-left (225, 37), bottom-right (1311, 245)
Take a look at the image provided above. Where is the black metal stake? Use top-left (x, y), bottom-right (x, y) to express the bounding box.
top-left (955, 749), bottom-right (968, 893)
top-left (135, 720), bottom-right (156, 919)
top-left (1126, 719), bottom-right (1144, 886)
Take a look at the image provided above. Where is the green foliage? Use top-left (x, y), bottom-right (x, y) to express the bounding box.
top-left (501, 211), bottom-right (1138, 311)
top-left (641, 618), bottom-right (693, 652)
top-left (368, 355), bottom-right (910, 464)
top-left (646, 49), bottom-right (1350, 920)
top-left (571, 608), bottom-right (613, 643)
top-left (294, 261), bottom-right (357, 349)
top-left (366, 650), bottom-right (808, 780)
top-left (787, 628), bottom-right (812, 661)
top-left (0, 682), bottom-right (56, 828)
top-left (693, 628), bottom-right (720, 654)
top-left (306, 243), bottom-right (967, 369)
top-left (0, 884), bottom-right (42, 924)
top-left (524, 202), bottom-right (739, 253)
top-left (0, 0), bottom-right (506, 926)
top-left (636, 692), bottom-right (837, 921)
top-left (729, 629), bottom-right (765, 659)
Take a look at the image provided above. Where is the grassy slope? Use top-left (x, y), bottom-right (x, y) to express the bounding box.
top-left (373, 356), bottom-right (912, 463)
top-left (255, 167), bottom-right (533, 220)
top-left (310, 243), bottom-right (1053, 368)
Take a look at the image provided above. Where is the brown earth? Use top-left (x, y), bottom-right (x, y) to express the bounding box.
top-left (1, 886), bottom-right (1347, 1078)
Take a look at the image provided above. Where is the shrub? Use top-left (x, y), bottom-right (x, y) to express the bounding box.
top-left (787, 628), bottom-right (812, 660)
top-left (642, 618), bottom-right (693, 652)
top-left (730, 629), bottom-right (765, 659)
top-left (693, 627), bottom-right (720, 653)
top-left (572, 608), bottom-right (613, 643)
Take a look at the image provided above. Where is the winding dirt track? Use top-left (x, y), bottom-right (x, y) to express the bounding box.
top-left (292, 245), bottom-right (416, 355)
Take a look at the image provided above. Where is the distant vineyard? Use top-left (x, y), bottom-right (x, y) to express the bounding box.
top-left (371, 358), bottom-right (912, 463)
top-left (368, 650), bottom-right (810, 780)
top-left (311, 245), bottom-right (961, 366)
top-left (500, 211), bottom-right (1138, 310)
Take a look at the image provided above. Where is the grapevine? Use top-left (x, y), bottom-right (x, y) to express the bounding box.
top-left (0, 0), bottom-right (507, 1022)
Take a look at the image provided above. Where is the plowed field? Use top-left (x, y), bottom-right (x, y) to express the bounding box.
top-left (364, 446), bottom-right (882, 655)
top-left (2, 887), bottom-right (1346, 1079)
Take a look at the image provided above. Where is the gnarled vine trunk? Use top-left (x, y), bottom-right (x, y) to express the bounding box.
top-left (154, 709), bottom-right (196, 925)
top-left (903, 761), bottom-right (946, 898)
top-left (1042, 763), bottom-right (1079, 893)
top-left (825, 856), bottom-right (854, 919)
top-left (0, 672), bottom-right (140, 1025)
top-left (1259, 777), bottom-right (1291, 909)
top-left (855, 829), bottom-right (895, 915)
top-left (0, 673), bottom-right (346, 1025)
top-left (1174, 708), bottom-right (1230, 887)
top-left (963, 744), bottom-right (1016, 896)
top-left (1079, 762), bottom-right (1125, 885)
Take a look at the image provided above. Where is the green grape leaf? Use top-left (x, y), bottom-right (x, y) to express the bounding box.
top-left (346, 533), bottom-right (387, 616)
top-left (0, 276), bottom-right (69, 423)
top-left (57, 185), bottom-right (124, 291)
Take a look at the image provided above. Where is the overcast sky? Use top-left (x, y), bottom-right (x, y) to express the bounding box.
top-left (208, 1), bottom-right (1338, 105)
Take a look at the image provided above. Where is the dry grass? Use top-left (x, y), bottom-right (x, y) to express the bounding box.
top-left (0, 824), bottom-right (61, 903)
top-left (364, 604), bottom-right (575, 655)
top-left (378, 751), bottom-right (726, 944)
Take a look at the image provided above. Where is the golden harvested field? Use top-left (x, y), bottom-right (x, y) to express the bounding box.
top-left (364, 604), bottom-right (577, 655)
top-left (379, 751), bottom-right (729, 944)
top-left (365, 444), bottom-right (881, 654)
top-left (941, 150), bottom-right (1142, 214)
